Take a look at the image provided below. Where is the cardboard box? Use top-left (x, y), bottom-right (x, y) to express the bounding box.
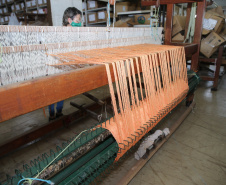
top-left (3, 7), bottom-right (7, 13)
top-left (87, 13), bottom-right (97, 24)
top-left (20, 2), bottom-right (25, 10)
top-left (11, 4), bottom-right (15, 12)
top-left (31, 0), bottom-right (36, 7)
top-left (219, 25), bottom-right (226, 40)
top-left (26, 1), bottom-right (32, 8)
top-left (15, 4), bottom-right (20, 11)
top-left (134, 14), bottom-right (150, 25)
top-left (127, 14), bottom-right (150, 26)
top-left (97, 11), bottom-right (112, 22)
top-left (97, 11), bottom-right (107, 22)
top-left (202, 12), bottom-right (225, 35)
top-left (111, 20), bottom-right (128, 27)
top-left (82, 15), bottom-right (85, 24)
top-left (111, 18), bottom-right (132, 27)
top-left (4, 16), bottom-right (9, 22)
top-left (82, 2), bottom-right (86, 11)
top-left (172, 33), bottom-right (184, 42)
top-left (172, 15), bottom-right (186, 36)
top-left (87, 1), bottom-right (105, 10)
top-left (200, 32), bottom-right (226, 58)
top-left (207, 6), bottom-right (226, 19)
top-left (115, 2), bottom-right (136, 16)
top-left (38, 0), bottom-right (43, 5)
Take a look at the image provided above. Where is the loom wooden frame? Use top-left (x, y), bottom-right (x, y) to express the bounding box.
top-left (0, 0), bottom-right (206, 123)
top-left (0, 0), bottom-right (204, 156)
top-left (141, 0), bottom-right (206, 72)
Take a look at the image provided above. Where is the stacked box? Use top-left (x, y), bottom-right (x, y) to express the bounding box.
top-left (1, 0), bottom-right (6, 5)
top-left (87, 1), bottom-right (105, 10)
top-left (115, 2), bottom-right (136, 16)
top-left (82, 2), bottom-right (86, 11)
top-left (31, 0), bottom-right (36, 7)
top-left (97, 10), bottom-right (113, 22)
top-left (37, 0), bottom-right (47, 6)
top-left (87, 13), bottom-right (97, 23)
top-left (26, 1), bottom-right (32, 8)
top-left (200, 6), bottom-right (226, 58)
top-left (172, 15), bottom-right (186, 36)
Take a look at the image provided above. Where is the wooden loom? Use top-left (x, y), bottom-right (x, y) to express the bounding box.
top-left (0, 1), bottom-right (204, 182)
top-left (49, 44), bottom-right (189, 161)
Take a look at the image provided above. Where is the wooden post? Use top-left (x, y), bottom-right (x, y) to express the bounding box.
top-left (164, 4), bottom-right (174, 45)
top-left (190, 0), bottom-right (206, 71)
top-left (0, 65), bottom-right (113, 123)
top-left (212, 46), bottom-right (224, 91)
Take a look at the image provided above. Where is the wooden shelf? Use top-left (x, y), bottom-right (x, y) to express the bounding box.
top-left (87, 7), bottom-right (107, 12)
top-left (0, 13), bottom-right (11, 16)
top-left (0, 1), bottom-right (49, 27)
top-left (38, 4), bottom-right (47, 9)
top-left (14, 0), bottom-right (25, 3)
top-left (0, 4), bottom-right (7, 8)
top-left (88, 21), bottom-right (107, 25)
top-left (117, 10), bottom-right (151, 15)
top-left (27, 7), bottom-right (38, 11)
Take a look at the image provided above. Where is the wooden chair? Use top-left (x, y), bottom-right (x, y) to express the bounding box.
top-left (199, 45), bottom-right (226, 90)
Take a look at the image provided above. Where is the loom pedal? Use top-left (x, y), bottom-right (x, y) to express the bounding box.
top-left (70, 102), bottom-right (102, 122)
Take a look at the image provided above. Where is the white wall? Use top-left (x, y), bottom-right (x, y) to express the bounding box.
top-left (50, 0), bottom-right (82, 26)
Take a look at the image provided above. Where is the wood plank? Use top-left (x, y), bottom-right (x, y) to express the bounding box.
top-left (200, 76), bottom-right (214, 81)
top-left (191, 0), bottom-right (206, 71)
top-left (164, 4), bottom-right (173, 45)
top-left (222, 59), bottom-right (226, 65)
top-left (199, 58), bottom-right (216, 63)
top-left (172, 43), bottom-right (198, 55)
top-left (0, 65), bottom-right (114, 123)
top-left (141, 0), bottom-right (203, 6)
top-left (118, 102), bottom-right (196, 185)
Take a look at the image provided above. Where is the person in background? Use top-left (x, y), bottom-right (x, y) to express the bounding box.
top-left (49, 7), bottom-right (82, 121)
top-left (62, 7), bottom-right (82, 27)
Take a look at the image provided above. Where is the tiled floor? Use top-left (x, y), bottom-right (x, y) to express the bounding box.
top-left (0, 75), bottom-right (225, 185)
top-left (128, 75), bottom-right (226, 185)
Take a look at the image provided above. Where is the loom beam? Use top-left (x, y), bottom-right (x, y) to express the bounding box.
top-left (141, 0), bottom-right (203, 6)
top-left (0, 65), bottom-right (114, 123)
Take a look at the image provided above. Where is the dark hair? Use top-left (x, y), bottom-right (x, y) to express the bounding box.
top-left (62, 7), bottom-right (82, 26)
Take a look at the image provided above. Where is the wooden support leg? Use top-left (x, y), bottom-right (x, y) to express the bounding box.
top-left (191, 0), bottom-right (206, 72)
top-left (186, 93), bottom-right (194, 107)
top-left (211, 46), bottom-right (224, 91)
top-left (164, 4), bottom-right (174, 45)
